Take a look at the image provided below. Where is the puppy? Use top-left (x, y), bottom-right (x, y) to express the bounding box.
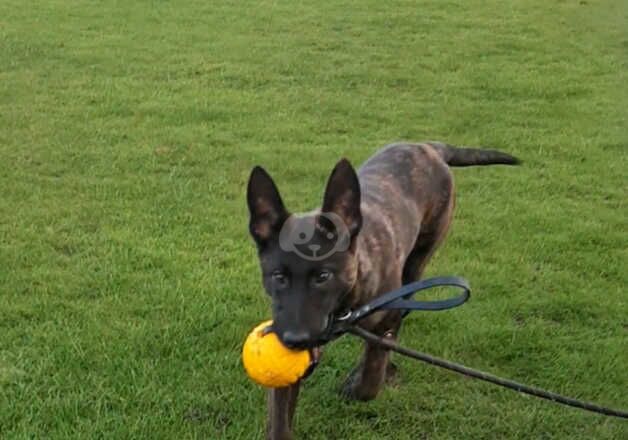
top-left (246, 142), bottom-right (519, 439)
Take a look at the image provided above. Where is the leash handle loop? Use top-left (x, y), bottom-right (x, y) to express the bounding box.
top-left (347, 276), bottom-right (471, 324)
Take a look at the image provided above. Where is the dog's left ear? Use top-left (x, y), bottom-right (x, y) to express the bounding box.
top-left (247, 166), bottom-right (289, 246)
top-left (322, 158), bottom-right (362, 236)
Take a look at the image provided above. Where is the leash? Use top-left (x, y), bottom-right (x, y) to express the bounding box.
top-left (328, 276), bottom-right (628, 419)
top-left (351, 326), bottom-right (628, 419)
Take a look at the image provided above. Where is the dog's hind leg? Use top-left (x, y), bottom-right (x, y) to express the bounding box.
top-left (402, 196), bottom-right (454, 285)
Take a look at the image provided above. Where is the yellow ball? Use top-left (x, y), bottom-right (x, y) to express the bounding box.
top-left (242, 320), bottom-right (312, 388)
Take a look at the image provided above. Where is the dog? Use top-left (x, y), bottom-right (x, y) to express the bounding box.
top-left (246, 141), bottom-right (519, 439)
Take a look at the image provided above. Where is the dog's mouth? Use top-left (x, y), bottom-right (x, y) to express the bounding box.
top-left (278, 312), bottom-right (344, 379)
top-left (303, 346), bottom-right (322, 379)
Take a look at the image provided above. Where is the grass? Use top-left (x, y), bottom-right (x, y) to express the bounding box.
top-left (0, 0), bottom-right (626, 438)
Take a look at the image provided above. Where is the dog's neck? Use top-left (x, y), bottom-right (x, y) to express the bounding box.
top-left (346, 237), bottom-right (385, 308)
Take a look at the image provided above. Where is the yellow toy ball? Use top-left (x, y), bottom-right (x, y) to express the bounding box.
top-left (242, 320), bottom-right (313, 388)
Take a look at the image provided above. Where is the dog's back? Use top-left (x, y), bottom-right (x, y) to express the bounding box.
top-left (350, 141), bottom-right (519, 311)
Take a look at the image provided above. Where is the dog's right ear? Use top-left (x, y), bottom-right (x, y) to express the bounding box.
top-left (247, 166), bottom-right (288, 246)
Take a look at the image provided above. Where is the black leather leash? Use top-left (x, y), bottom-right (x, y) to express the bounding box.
top-left (351, 326), bottom-right (628, 419)
top-left (326, 276), bottom-right (628, 419)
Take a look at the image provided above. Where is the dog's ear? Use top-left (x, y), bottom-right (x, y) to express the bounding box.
top-left (247, 166), bottom-right (288, 245)
top-left (322, 158), bottom-right (362, 236)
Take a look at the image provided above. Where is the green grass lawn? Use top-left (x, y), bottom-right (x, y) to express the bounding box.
top-left (1, 0), bottom-right (627, 438)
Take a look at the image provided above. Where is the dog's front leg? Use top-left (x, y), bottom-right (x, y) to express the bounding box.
top-left (266, 382), bottom-right (300, 440)
top-left (341, 311), bottom-right (402, 401)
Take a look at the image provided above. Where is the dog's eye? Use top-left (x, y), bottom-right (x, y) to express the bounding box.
top-left (271, 271), bottom-right (287, 284)
top-left (313, 270), bottom-right (332, 284)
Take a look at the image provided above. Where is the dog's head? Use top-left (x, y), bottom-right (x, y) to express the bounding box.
top-left (247, 159), bottom-right (362, 349)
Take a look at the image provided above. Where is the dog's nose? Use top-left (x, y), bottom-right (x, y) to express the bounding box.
top-left (280, 330), bottom-right (312, 348)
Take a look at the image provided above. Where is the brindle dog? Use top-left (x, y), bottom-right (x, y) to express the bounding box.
top-left (247, 142), bottom-right (519, 440)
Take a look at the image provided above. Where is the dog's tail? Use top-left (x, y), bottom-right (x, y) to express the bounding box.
top-left (428, 141), bottom-right (520, 167)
